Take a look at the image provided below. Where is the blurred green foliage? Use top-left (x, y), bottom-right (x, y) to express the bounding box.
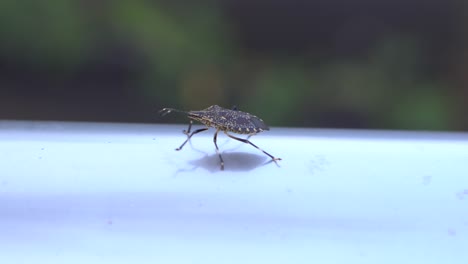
top-left (0, 0), bottom-right (90, 67)
top-left (0, 0), bottom-right (466, 130)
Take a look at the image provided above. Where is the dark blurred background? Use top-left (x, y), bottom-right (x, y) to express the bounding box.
top-left (0, 0), bottom-right (467, 130)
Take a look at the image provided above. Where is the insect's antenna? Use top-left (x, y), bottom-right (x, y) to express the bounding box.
top-left (159, 108), bottom-right (188, 117)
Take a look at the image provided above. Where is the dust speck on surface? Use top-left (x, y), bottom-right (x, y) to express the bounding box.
top-left (308, 155), bottom-right (329, 175)
top-left (422, 175), bottom-right (432, 185)
top-left (447, 228), bottom-right (457, 236)
top-left (455, 189), bottom-right (468, 200)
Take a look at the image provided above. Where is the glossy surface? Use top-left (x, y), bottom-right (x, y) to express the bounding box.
top-left (1, 121), bottom-right (467, 263)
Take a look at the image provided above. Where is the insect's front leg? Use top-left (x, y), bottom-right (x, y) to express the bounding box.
top-left (175, 122), bottom-right (208, 151)
top-left (182, 120), bottom-right (193, 135)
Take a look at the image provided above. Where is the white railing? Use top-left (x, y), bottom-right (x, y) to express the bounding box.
top-left (1, 120), bottom-right (467, 263)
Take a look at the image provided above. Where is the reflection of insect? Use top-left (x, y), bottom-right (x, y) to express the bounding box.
top-left (159, 105), bottom-right (281, 170)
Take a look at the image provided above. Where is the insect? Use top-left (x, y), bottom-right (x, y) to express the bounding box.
top-left (159, 105), bottom-right (281, 170)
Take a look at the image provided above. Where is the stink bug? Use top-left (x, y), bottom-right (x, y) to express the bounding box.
top-left (159, 105), bottom-right (281, 170)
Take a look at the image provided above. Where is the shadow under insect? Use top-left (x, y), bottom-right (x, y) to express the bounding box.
top-left (187, 152), bottom-right (273, 172)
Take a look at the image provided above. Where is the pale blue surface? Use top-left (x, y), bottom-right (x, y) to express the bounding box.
top-left (1, 121), bottom-right (467, 263)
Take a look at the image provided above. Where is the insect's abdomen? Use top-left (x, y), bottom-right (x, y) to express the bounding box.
top-left (188, 105), bottom-right (270, 134)
top-left (219, 110), bottom-right (269, 134)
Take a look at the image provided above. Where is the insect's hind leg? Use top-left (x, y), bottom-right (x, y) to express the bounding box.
top-left (176, 121), bottom-right (208, 151)
top-left (213, 129), bottom-right (224, 170)
top-left (224, 132), bottom-right (282, 163)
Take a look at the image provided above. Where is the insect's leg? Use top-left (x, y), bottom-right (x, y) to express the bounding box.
top-left (213, 129), bottom-right (224, 170)
top-left (175, 125), bottom-right (208, 151)
top-left (182, 120), bottom-right (193, 135)
top-left (225, 132), bottom-right (282, 162)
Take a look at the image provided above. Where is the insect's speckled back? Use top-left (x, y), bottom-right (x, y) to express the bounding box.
top-left (188, 105), bottom-right (269, 134)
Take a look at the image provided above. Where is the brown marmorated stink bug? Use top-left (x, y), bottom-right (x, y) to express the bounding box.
top-left (159, 105), bottom-right (281, 170)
